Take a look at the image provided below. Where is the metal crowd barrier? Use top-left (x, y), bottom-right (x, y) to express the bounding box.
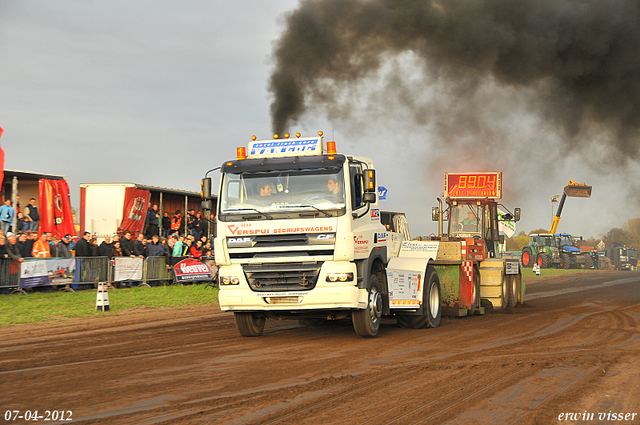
top-left (142, 256), bottom-right (172, 285)
top-left (0, 256), bottom-right (187, 291)
top-left (76, 257), bottom-right (111, 285)
top-left (0, 259), bottom-right (20, 290)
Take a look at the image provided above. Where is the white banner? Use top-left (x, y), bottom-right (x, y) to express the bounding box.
top-left (113, 257), bottom-right (144, 281)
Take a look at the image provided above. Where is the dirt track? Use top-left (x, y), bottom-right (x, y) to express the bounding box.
top-left (1, 271), bottom-right (640, 424)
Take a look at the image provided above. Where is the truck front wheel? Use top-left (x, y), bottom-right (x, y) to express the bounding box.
top-left (234, 312), bottom-right (266, 337)
top-left (353, 275), bottom-right (383, 337)
top-left (397, 266), bottom-right (442, 329)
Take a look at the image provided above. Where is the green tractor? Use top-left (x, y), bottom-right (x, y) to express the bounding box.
top-left (521, 233), bottom-right (563, 268)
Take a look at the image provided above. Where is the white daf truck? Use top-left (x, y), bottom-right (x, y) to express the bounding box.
top-left (207, 134), bottom-right (522, 337)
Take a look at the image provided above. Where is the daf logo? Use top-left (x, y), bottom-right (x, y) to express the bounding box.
top-left (317, 234), bottom-right (335, 240)
top-left (228, 237), bottom-right (252, 244)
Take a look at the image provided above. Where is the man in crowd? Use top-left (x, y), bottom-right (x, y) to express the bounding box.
top-left (6, 233), bottom-right (24, 263)
top-left (146, 234), bottom-right (164, 257)
top-left (22, 198), bottom-right (39, 232)
top-left (98, 236), bottom-right (113, 257)
top-left (49, 236), bottom-right (61, 257)
top-left (161, 212), bottom-right (171, 238)
top-left (172, 235), bottom-right (184, 257)
top-left (171, 210), bottom-right (183, 235)
top-left (133, 233), bottom-right (146, 258)
top-left (0, 200), bottom-right (15, 234)
top-left (58, 234), bottom-right (73, 257)
top-left (145, 204), bottom-right (160, 238)
top-left (120, 231), bottom-right (135, 257)
top-left (74, 232), bottom-right (92, 257)
top-left (32, 232), bottom-right (51, 258)
top-left (17, 233), bottom-right (32, 258)
top-left (186, 209), bottom-right (196, 236)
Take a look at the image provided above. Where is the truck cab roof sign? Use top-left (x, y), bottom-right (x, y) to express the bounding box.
top-left (248, 137), bottom-right (324, 159)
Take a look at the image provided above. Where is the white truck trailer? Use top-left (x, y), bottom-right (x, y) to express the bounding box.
top-left (208, 134), bottom-right (523, 337)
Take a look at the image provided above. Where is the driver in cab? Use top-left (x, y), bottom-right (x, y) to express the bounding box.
top-left (327, 178), bottom-right (344, 203)
top-left (259, 182), bottom-right (272, 197)
top-left (462, 211), bottom-right (479, 231)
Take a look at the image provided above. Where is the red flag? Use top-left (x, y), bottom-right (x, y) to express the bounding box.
top-left (0, 127), bottom-right (5, 187)
top-left (39, 179), bottom-right (77, 238)
top-left (117, 187), bottom-right (151, 237)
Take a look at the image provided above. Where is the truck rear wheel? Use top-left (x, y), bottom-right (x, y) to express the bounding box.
top-left (397, 266), bottom-right (441, 329)
top-left (234, 312), bottom-right (266, 337)
top-left (353, 274), bottom-right (382, 337)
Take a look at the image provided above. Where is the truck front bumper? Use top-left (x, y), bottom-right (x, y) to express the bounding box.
top-left (218, 262), bottom-right (368, 312)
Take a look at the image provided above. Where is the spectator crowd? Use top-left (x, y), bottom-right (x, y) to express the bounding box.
top-left (0, 203), bottom-right (218, 266)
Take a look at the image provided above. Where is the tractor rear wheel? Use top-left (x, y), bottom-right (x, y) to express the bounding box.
top-left (583, 255), bottom-right (594, 269)
top-left (522, 248), bottom-right (533, 268)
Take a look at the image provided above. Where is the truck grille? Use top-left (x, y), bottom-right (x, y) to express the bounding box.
top-left (244, 262), bottom-right (321, 292)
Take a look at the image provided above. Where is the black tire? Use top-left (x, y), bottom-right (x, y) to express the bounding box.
top-left (521, 248), bottom-right (533, 268)
top-left (560, 253), bottom-right (571, 269)
top-left (397, 266), bottom-right (442, 329)
top-left (501, 271), bottom-right (510, 308)
top-left (468, 266), bottom-right (480, 316)
top-left (508, 274), bottom-right (519, 307)
top-left (539, 253), bottom-right (550, 269)
top-left (353, 274), bottom-right (383, 337)
top-left (234, 312), bottom-right (266, 337)
top-left (583, 255), bottom-right (594, 269)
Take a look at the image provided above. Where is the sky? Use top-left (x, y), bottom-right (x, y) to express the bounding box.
top-left (1, 0), bottom-right (638, 240)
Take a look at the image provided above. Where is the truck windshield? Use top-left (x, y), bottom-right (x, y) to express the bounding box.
top-left (220, 169), bottom-right (346, 218)
top-left (449, 204), bottom-right (482, 235)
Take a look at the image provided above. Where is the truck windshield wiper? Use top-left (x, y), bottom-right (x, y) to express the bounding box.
top-left (225, 208), bottom-right (273, 220)
top-left (298, 205), bottom-right (332, 217)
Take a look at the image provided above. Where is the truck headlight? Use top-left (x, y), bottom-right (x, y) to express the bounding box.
top-left (326, 272), bottom-right (354, 282)
top-left (221, 276), bottom-right (240, 285)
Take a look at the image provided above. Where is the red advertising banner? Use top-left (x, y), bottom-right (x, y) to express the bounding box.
top-left (174, 258), bottom-right (213, 283)
top-left (117, 187), bottom-right (150, 237)
top-left (39, 179), bottom-right (77, 238)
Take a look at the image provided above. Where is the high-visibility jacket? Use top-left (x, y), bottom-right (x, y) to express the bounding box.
top-left (171, 215), bottom-right (182, 231)
top-left (32, 240), bottom-right (51, 258)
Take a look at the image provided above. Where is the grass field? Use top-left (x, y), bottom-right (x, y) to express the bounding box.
top-left (521, 267), bottom-right (591, 283)
top-left (0, 284), bottom-right (219, 327)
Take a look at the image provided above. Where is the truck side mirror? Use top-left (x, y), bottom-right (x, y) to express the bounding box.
top-left (499, 234), bottom-right (505, 244)
top-left (201, 200), bottom-right (213, 210)
top-left (514, 208), bottom-right (521, 221)
top-left (432, 207), bottom-right (440, 222)
top-left (201, 177), bottom-right (212, 199)
top-left (363, 192), bottom-right (376, 203)
top-left (363, 169), bottom-right (376, 193)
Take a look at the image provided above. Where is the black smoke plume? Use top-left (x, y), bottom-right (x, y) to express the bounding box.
top-left (269, 0), bottom-right (640, 160)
